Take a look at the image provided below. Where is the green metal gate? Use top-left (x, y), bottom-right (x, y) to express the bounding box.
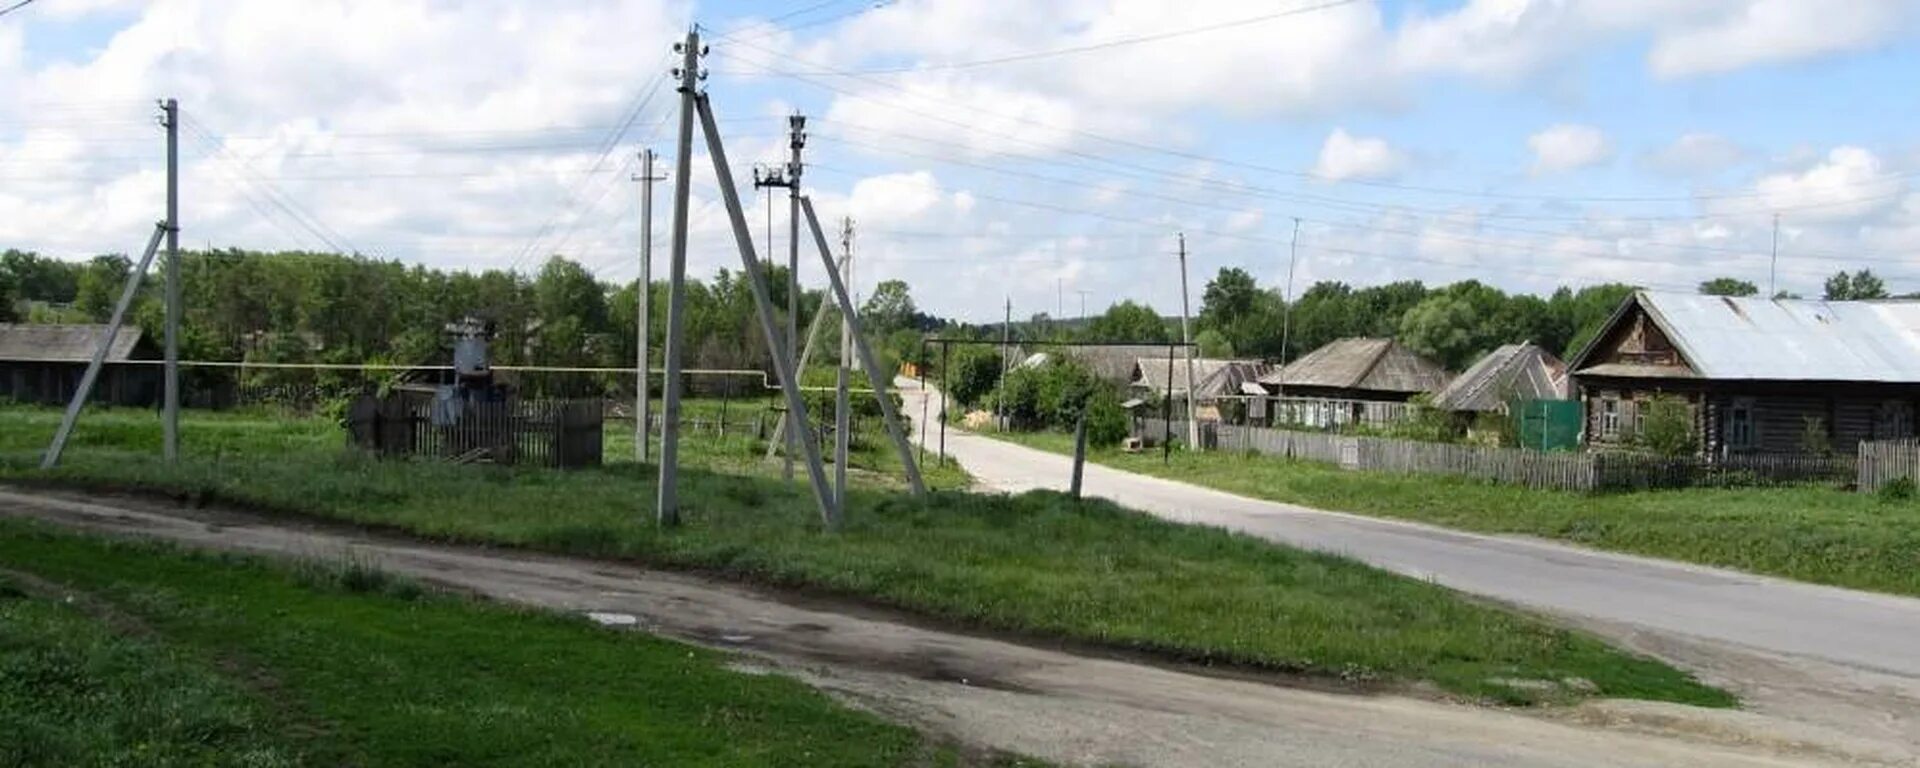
top-left (1514, 399), bottom-right (1582, 451)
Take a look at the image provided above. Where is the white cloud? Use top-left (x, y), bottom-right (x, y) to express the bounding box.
top-left (1643, 132), bottom-right (1748, 176)
top-left (1528, 124), bottom-right (1613, 175)
top-left (1312, 129), bottom-right (1405, 182)
top-left (1648, 0), bottom-right (1910, 78)
top-left (1743, 146), bottom-right (1905, 223)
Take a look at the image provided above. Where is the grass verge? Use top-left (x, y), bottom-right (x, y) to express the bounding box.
top-left (989, 429), bottom-right (1920, 597)
top-left (0, 405), bottom-right (1731, 707)
top-left (0, 519), bottom-right (1007, 766)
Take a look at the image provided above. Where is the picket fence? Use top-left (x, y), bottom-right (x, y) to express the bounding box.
top-left (1142, 418), bottom-right (1854, 493)
top-left (1858, 438), bottom-right (1920, 493)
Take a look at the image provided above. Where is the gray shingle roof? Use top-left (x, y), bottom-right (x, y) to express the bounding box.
top-left (1257, 337), bottom-right (1450, 394)
top-left (0, 323), bottom-right (148, 362)
top-left (1431, 343), bottom-right (1569, 412)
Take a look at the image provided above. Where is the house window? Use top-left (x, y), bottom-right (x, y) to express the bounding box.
top-left (1726, 398), bottom-right (1756, 450)
top-left (1875, 400), bottom-right (1914, 440)
top-left (1600, 398), bottom-right (1621, 439)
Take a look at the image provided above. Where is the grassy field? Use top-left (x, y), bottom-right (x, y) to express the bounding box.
top-left (0, 405), bottom-right (1731, 707)
top-left (989, 430), bottom-right (1920, 597)
top-left (0, 519), bottom-right (1010, 767)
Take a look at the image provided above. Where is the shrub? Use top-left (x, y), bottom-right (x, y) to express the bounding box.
top-left (1878, 477), bottom-right (1916, 503)
top-left (1083, 388), bottom-right (1130, 448)
top-left (1638, 394), bottom-right (1698, 458)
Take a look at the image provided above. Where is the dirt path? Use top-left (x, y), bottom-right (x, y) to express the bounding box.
top-left (2, 488), bottom-right (1909, 767)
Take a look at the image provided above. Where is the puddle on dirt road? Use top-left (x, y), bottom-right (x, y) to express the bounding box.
top-left (586, 611), bottom-right (640, 627)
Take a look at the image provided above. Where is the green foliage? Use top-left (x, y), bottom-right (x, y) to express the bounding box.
top-left (995, 356), bottom-right (1110, 432)
top-left (1194, 328), bottom-right (1233, 358)
top-left (1800, 416), bottom-right (1833, 456)
top-left (1377, 394), bottom-right (1458, 443)
top-left (942, 345), bottom-right (1004, 410)
top-left (1638, 395), bottom-right (1698, 458)
top-left (1083, 387), bottom-right (1129, 447)
top-left (1398, 295), bottom-right (1481, 370)
top-left (1825, 269), bottom-right (1890, 301)
top-left (1697, 277), bottom-right (1759, 297)
top-left (72, 254), bottom-right (131, 322)
top-left (1877, 477), bottom-right (1916, 503)
top-left (1084, 300), bottom-right (1167, 342)
top-left (860, 279), bottom-right (918, 333)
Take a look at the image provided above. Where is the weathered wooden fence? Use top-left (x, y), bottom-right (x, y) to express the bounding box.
top-left (347, 397), bottom-right (603, 468)
top-left (1142, 418), bottom-right (1853, 493)
top-left (1858, 438), bottom-right (1920, 492)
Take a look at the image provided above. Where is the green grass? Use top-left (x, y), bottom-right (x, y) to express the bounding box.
top-left (0, 405), bottom-right (1731, 708)
top-left (990, 429), bottom-right (1920, 597)
top-left (0, 520), bottom-right (1006, 766)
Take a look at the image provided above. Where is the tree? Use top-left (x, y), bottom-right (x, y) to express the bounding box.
top-left (1084, 300), bottom-right (1166, 342)
top-left (0, 266), bottom-right (15, 322)
top-left (73, 254), bottom-right (133, 321)
top-left (1398, 295), bottom-right (1481, 370)
top-left (1698, 277), bottom-right (1758, 297)
top-left (1824, 269), bottom-right (1889, 301)
top-left (1198, 267), bottom-right (1258, 330)
top-left (861, 279), bottom-right (917, 333)
top-left (1639, 395), bottom-right (1698, 457)
top-left (1194, 328), bottom-right (1234, 358)
top-left (0, 249), bottom-right (81, 304)
top-left (943, 344), bottom-right (1003, 410)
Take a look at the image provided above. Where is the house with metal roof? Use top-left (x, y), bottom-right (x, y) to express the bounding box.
top-left (1432, 343), bottom-right (1570, 414)
top-left (1568, 291), bottom-right (1920, 455)
top-left (0, 323), bottom-right (162, 406)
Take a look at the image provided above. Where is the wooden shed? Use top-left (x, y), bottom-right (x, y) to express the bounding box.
top-left (1257, 337), bottom-right (1451, 402)
top-left (1569, 291), bottom-right (1920, 455)
top-left (0, 323), bottom-right (162, 406)
top-left (1432, 343), bottom-right (1570, 414)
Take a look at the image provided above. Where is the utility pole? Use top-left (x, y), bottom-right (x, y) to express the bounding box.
top-left (1075, 289), bottom-right (1091, 320)
top-left (834, 217), bottom-right (853, 511)
top-left (161, 98), bottom-right (180, 462)
top-left (1056, 276), bottom-right (1063, 319)
top-left (1769, 213), bottom-right (1781, 299)
top-left (1176, 232), bottom-right (1198, 450)
top-left (998, 296), bottom-right (1011, 430)
top-left (634, 148), bottom-right (663, 463)
top-left (657, 30), bottom-right (702, 527)
top-left (1277, 218), bottom-right (1302, 410)
top-left (752, 114), bottom-right (807, 482)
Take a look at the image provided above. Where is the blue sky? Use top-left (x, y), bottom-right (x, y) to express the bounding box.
top-left (3, 0), bottom-right (1917, 320)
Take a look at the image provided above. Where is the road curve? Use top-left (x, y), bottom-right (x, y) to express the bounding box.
top-left (901, 380), bottom-right (1920, 754)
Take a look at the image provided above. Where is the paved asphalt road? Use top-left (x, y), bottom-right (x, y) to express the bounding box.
top-left (901, 380), bottom-right (1920, 750)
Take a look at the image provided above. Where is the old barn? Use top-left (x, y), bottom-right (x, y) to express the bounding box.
top-left (1569, 291), bottom-right (1920, 455)
top-left (0, 323), bottom-right (162, 406)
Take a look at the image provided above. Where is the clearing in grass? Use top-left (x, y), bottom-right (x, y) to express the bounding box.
top-left (0, 405), bottom-right (1730, 707)
top-left (0, 519), bottom-right (1012, 767)
top-left (989, 429), bottom-right (1920, 598)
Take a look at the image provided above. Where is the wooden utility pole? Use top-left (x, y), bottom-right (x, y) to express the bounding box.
top-left (634, 148), bottom-right (663, 463)
top-left (656, 30), bottom-right (701, 527)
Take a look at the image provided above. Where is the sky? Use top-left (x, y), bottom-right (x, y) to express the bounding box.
top-left (2, 0), bottom-right (1918, 322)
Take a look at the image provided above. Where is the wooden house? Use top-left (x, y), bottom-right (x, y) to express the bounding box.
top-left (1569, 291), bottom-right (1920, 455)
top-left (1432, 343), bottom-right (1570, 414)
top-left (0, 323), bottom-right (162, 406)
top-left (1253, 337), bottom-right (1451, 428)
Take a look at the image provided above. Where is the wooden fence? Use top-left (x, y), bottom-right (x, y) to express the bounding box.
top-left (1858, 438), bottom-right (1920, 492)
top-left (347, 396), bottom-right (603, 468)
top-left (1142, 418), bottom-right (1854, 493)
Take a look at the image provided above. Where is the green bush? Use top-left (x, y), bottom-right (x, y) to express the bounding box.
top-left (992, 356), bottom-right (1119, 435)
top-left (1084, 388), bottom-right (1130, 447)
top-left (1638, 394), bottom-right (1698, 458)
top-left (1878, 477), bottom-right (1916, 503)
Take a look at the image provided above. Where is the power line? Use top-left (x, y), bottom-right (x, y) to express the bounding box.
top-left (743, 0), bottom-right (1363, 76)
top-left (0, 1), bottom-right (39, 20)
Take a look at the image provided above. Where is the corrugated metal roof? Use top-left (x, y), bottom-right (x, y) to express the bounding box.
top-left (1257, 337), bottom-right (1450, 394)
top-left (0, 323), bottom-right (148, 362)
top-left (1431, 343), bottom-right (1569, 412)
top-left (1630, 292), bottom-right (1920, 382)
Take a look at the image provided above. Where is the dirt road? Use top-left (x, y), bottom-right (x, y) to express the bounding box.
top-left (2, 488), bottom-right (1908, 767)
top-left (899, 380), bottom-right (1920, 761)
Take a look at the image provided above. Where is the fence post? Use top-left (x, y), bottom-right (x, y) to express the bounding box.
top-left (1070, 413), bottom-right (1088, 500)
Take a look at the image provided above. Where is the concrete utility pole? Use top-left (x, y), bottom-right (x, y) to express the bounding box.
top-left (834, 217), bottom-right (853, 511)
top-left (752, 114), bottom-right (807, 481)
top-left (161, 98), bottom-right (180, 462)
top-left (1277, 217), bottom-right (1302, 409)
top-left (1075, 289), bottom-right (1091, 320)
top-left (1769, 213), bottom-right (1781, 298)
top-left (43, 223), bottom-right (168, 469)
top-left (634, 148), bottom-right (663, 463)
top-left (998, 296), bottom-right (1011, 430)
top-left (1177, 232), bottom-right (1198, 450)
top-left (657, 30), bottom-right (702, 527)
top-left (801, 196), bottom-right (925, 496)
top-left (698, 95), bottom-right (838, 525)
